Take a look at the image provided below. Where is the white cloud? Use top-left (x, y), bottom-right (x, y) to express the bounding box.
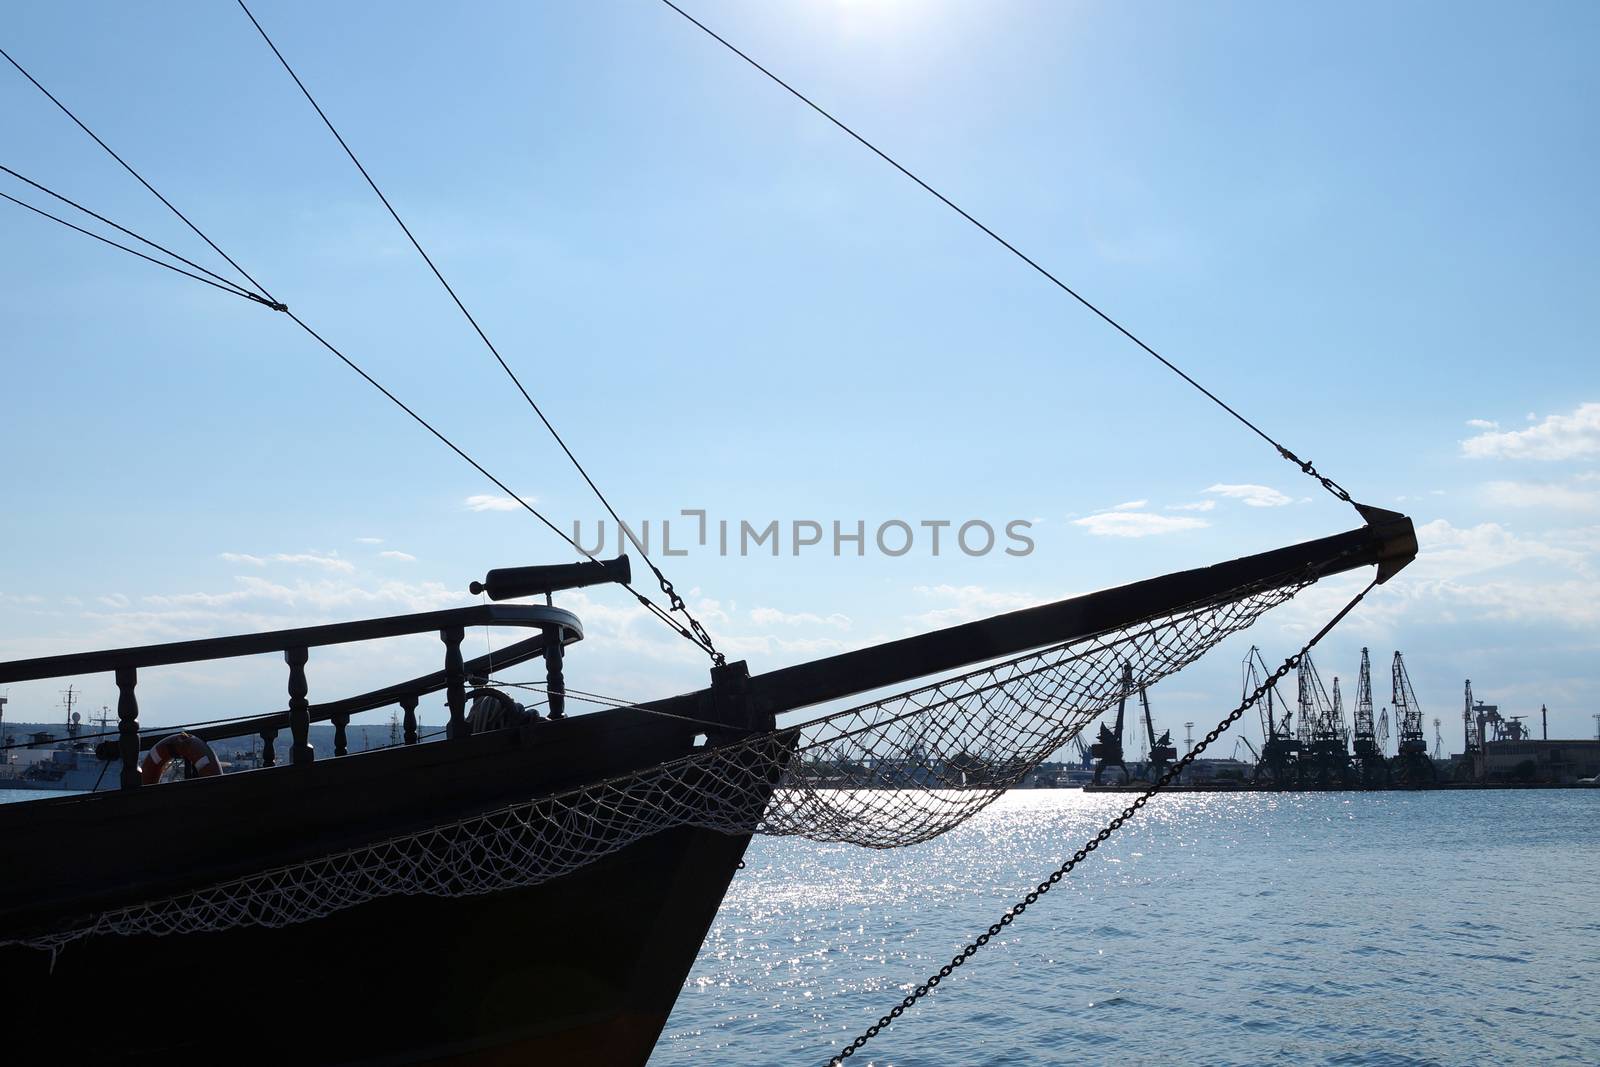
top-left (748, 607), bottom-right (851, 630)
top-left (356, 536), bottom-right (384, 545)
top-left (1465, 418), bottom-right (1499, 431)
top-left (1481, 480), bottom-right (1600, 512)
top-left (464, 494), bottom-right (528, 513)
top-left (1204, 483), bottom-right (1292, 508)
top-left (1420, 579), bottom-right (1600, 627)
top-left (1461, 402), bottom-right (1600, 460)
top-left (219, 552), bottom-right (355, 573)
top-left (140, 575), bottom-right (462, 616)
top-left (1072, 511), bottom-right (1210, 538)
top-left (1265, 519), bottom-right (1600, 641)
top-left (909, 584), bottom-right (1041, 628)
top-left (1108, 499), bottom-right (1148, 512)
top-left (719, 632), bottom-right (853, 659)
top-left (379, 550), bottom-right (417, 562)
top-left (1412, 518), bottom-right (1591, 577)
top-left (1167, 500), bottom-right (1217, 513)
top-left (275, 553), bottom-right (355, 572)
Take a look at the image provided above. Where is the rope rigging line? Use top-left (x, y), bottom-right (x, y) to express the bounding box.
top-left (0, 188), bottom-right (275, 306)
top-left (1, 162), bottom-right (262, 299)
top-left (823, 575), bottom-right (1379, 1065)
top-left (281, 311), bottom-right (719, 659)
top-left (656, 0), bottom-right (1357, 510)
top-left (0, 44), bottom-right (279, 305)
top-left (0, 39), bottom-right (718, 662)
top-left (234, 0), bottom-right (727, 666)
top-left (491, 680), bottom-right (636, 710)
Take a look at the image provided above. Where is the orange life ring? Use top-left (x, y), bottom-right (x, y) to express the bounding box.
top-left (139, 732), bottom-right (222, 785)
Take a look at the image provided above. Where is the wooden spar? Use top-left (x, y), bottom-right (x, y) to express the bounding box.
top-left (0, 603), bottom-right (581, 684)
top-left (647, 506), bottom-right (1416, 724)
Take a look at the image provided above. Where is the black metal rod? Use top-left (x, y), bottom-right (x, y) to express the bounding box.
top-left (470, 554), bottom-right (632, 602)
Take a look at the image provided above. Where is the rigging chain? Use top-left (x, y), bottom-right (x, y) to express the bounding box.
top-left (658, 0), bottom-right (1357, 510)
top-left (235, 0), bottom-right (726, 666)
top-left (0, 39), bottom-right (721, 665)
top-left (826, 573), bottom-right (1379, 1065)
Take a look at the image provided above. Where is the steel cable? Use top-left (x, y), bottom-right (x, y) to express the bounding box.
top-left (0, 38), bottom-right (717, 661)
top-left (236, 0), bottom-right (727, 665)
top-left (0, 44), bottom-right (278, 304)
top-left (657, 0), bottom-right (1357, 510)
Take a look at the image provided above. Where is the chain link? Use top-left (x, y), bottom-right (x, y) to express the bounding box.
top-left (1277, 446), bottom-right (1353, 504)
top-left (644, 567), bottom-right (726, 667)
top-left (825, 577), bottom-right (1377, 1066)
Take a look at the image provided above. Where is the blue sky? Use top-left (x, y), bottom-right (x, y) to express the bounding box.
top-left (2, 1), bottom-right (1596, 749)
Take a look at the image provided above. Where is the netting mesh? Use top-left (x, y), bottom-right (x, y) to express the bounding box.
top-left (5, 570), bottom-right (1311, 955)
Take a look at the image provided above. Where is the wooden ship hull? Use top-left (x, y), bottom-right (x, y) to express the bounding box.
top-left (0, 704), bottom-right (783, 1064)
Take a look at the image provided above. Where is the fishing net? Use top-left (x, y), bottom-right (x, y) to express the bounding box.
top-left (5, 568), bottom-right (1313, 954)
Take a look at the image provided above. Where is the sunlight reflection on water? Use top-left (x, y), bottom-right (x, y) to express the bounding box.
top-left (657, 789), bottom-right (1598, 1066)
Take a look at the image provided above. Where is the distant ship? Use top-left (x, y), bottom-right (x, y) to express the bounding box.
top-left (0, 689), bottom-right (114, 792)
top-left (1, 691), bottom-right (261, 792)
top-left (0, 738), bottom-right (110, 791)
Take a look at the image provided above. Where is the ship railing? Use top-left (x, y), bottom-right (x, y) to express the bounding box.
top-left (0, 603), bottom-right (582, 790)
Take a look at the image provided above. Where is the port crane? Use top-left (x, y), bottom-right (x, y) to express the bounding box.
top-left (1349, 649), bottom-right (1390, 785)
top-left (1089, 663), bottom-right (1133, 785)
top-left (1391, 651), bottom-right (1435, 784)
top-left (1467, 687), bottom-right (1523, 742)
top-left (1244, 646), bottom-right (1299, 785)
top-left (1299, 652), bottom-right (1354, 786)
top-left (1463, 679), bottom-right (1481, 757)
top-left (1139, 682), bottom-right (1177, 782)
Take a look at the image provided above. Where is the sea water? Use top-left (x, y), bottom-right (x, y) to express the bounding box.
top-left (0, 788), bottom-right (87, 804)
top-left (655, 790), bottom-right (1598, 1066)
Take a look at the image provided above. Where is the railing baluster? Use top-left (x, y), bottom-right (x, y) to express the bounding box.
top-left (332, 711), bottom-right (349, 757)
top-left (442, 626), bottom-right (467, 740)
top-left (116, 666), bottom-right (140, 790)
top-left (286, 646), bottom-right (314, 765)
top-left (543, 625), bottom-right (566, 720)
top-left (260, 728), bottom-right (277, 768)
top-left (400, 694), bottom-right (419, 745)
